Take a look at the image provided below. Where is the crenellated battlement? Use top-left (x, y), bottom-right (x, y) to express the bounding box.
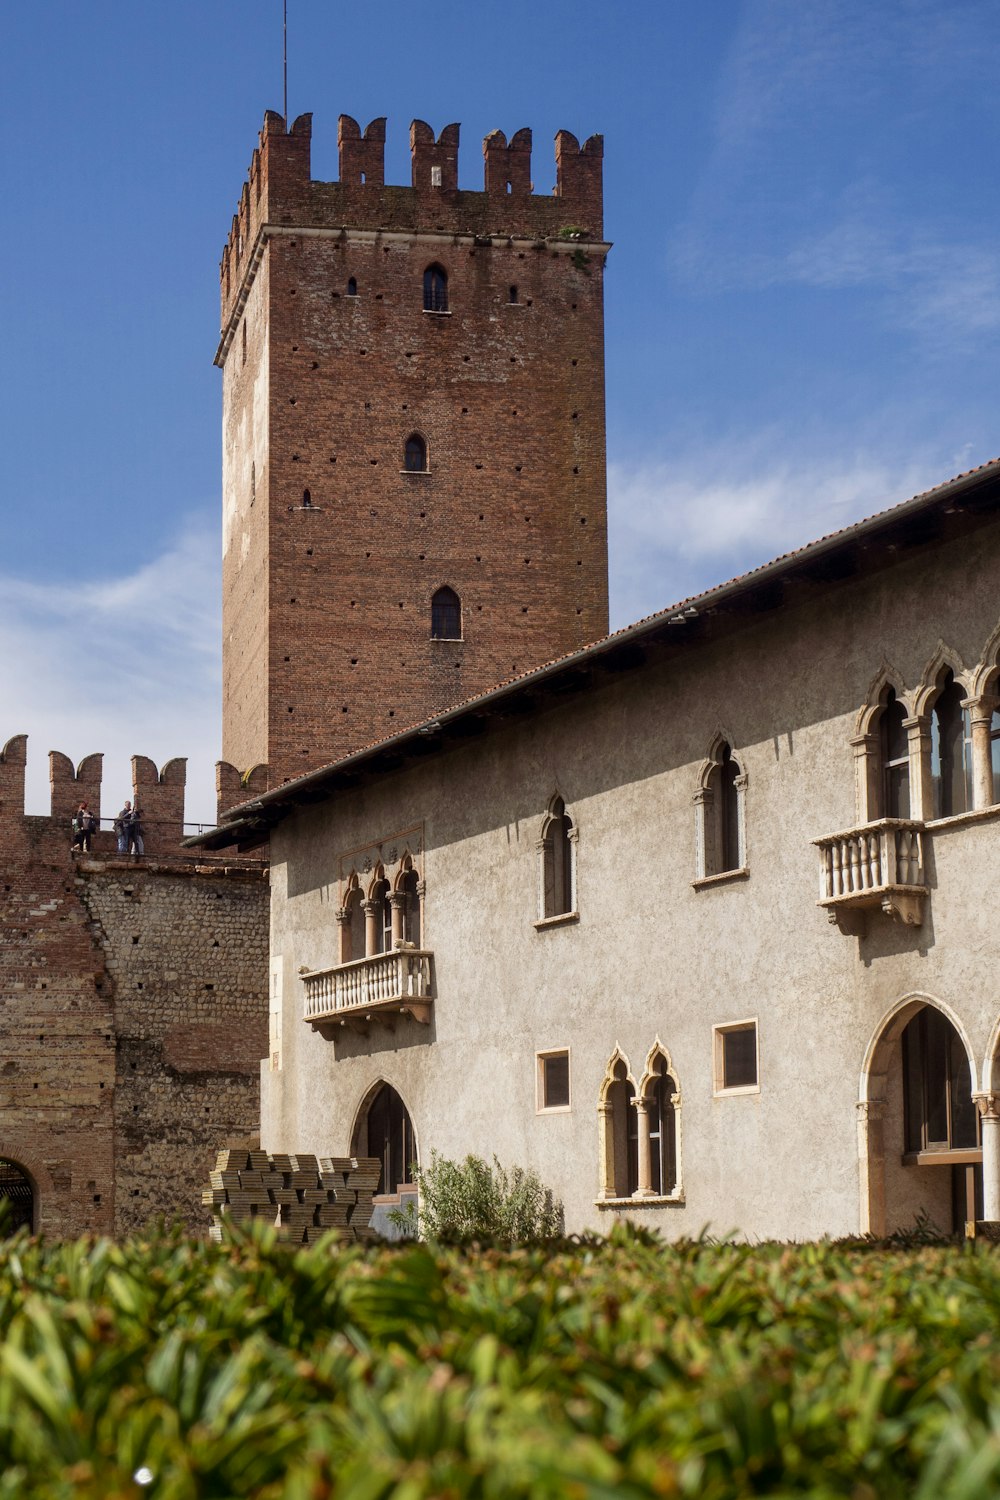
top-left (0, 735), bottom-right (269, 856)
top-left (219, 109), bottom-right (605, 329)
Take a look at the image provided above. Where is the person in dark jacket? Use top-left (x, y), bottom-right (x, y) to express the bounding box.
top-left (71, 802), bottom-right (96, 852)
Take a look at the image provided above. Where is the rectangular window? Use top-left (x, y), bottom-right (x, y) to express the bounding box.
top-left (714, 1021), bottom-right (758, 1094)
top-left (537, 1049), bottom-right (571, 1111)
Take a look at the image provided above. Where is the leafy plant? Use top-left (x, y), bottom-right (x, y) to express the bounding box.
top-left (412, 1152), bottom-right (564, 1243)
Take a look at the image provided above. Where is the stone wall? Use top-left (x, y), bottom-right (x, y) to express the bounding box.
top-left (0, 735), bottom-right (269, 1237)
top-left (78, 858), bottom-right (269, 1237)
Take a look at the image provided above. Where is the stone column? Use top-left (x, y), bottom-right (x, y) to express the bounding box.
top-left (597, 1100), bottom-right (615, 1199)
top-left (389, 892), bottom-right (406, 947)
top-left (634, 1098), bottom-right (654, 1196)
top-left (857, 1097), bottom-right (886, 1237)
top-left (335, 906), bottom-right (352, 964)
top-left (363, 900), bottom-right (379, 958)
top-left (975, 1093), bottom-right (1000, 1223)
top-left (903, 715), bottom-right (932, 822)
top-left (850, 732), bottom-right (878, 824)
top-left (693, 788), bottom-right (711, 879)
top-left (966, 697), bottom-right (996, 812)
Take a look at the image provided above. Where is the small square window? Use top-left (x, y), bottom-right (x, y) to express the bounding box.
top-left (537, 1049), bottom-right (571, 1112)
top-left (714, 1021), bottom-right (758, 1094)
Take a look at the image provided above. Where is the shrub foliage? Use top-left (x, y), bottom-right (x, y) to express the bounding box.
top-left (411, 1151), bottom-right (564, 1241)
top-left (0, 1225), bottom-right (999, 1495)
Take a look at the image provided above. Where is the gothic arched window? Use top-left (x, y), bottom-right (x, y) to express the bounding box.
top-left (541, 796), bottom-right (575, 918)
top-left (930, 670), bottom-right (972, 818)
top-left (879, 688), bottom-right (910, 819)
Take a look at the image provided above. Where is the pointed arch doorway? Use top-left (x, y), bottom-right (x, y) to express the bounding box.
top-left (351, 1082), bottom-right (418, 1198)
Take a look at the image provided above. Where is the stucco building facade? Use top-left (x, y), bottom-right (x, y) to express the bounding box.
top-left (206, 462), bottom-right (1000, 1241)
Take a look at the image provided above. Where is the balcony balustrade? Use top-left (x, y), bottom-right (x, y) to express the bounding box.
top-left (814, 818), bottom-right (928, 933)
top-left (302, 947), bottom-right (433, 1030)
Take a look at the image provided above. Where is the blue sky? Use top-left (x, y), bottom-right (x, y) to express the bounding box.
top-left (2, 0), bottom-right (998, 821)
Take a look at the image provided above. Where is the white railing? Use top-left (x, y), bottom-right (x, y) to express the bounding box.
top-left (303, 949), bottom-right (433, 1022)
top-left (815, 819), bottom-right (925, 903)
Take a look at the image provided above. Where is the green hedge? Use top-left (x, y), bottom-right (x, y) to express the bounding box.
top-left (0, 1223), bottom-right (999, 1496)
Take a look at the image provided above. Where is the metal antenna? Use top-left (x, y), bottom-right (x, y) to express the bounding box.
top-left (283, 0), bottom-right (288, 126)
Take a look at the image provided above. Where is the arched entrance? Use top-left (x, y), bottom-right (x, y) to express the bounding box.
top-left (860, 998), bottom-right (981, 1236)
top-left (351, 1082), bottom-right (418, 1198)
top-left (0, 1159), bottom-right (34, 1234)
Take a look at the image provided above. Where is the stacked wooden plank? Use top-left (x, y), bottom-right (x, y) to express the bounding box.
top-left (203, 1148), bottom-right (382, 1243)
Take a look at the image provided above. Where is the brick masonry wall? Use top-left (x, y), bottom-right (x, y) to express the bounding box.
top-left (78, 859), bottom-right (269, 1237)
top-left (0, 735), bottom-right (270, 1238)
top-left (0, 810), bottom-right (116, 1237)
top-left (220, 112), bottom-right (610, 785)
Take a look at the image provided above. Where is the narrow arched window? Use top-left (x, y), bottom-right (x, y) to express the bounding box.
top-left (930, 670), bottom-right (972, 818)
top-left (370, 876), bottom-right (392, 955)
top-left (879, 688), bottom-right (910, 818)
top-left (399, 866), bottom-right (421, 947)
top-left (431, 586), bottom-right (461, 640)
top-left (542, 796), bottom-right (574, 917)
top-left (608, 1060), bottom-right (638, 1198)
top-left (423, 264), bottom-right (448, 312)
top-left (347, 276), bottom-right (358, 296)
top-left (991, 702), bottom-right (1000, 806)
top-left (404, 433), bottom-right (428, 472)
top-left (718, 744), bottom-right (741, 872)
top-left (646, 1057), bottom-right (678, 1196)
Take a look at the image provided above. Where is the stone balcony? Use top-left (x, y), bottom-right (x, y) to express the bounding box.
top-left (814, 818), bottom-right (928, 934)
top-left (302, 948), bottom-right (433, 1032)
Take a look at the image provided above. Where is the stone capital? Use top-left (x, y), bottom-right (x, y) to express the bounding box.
top-left (974, 1092), bottom-right (1000, 1123)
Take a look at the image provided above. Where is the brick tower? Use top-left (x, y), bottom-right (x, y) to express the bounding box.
top-left (217, 110), bottom-right (609, 786)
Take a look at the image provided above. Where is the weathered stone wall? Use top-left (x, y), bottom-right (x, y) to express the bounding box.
top-left (0, 736), bottom-right (269, 1237)
top-left (78, 859), bottom-right (269, 1237)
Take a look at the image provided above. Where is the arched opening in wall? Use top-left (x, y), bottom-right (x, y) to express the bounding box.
top-left (541, 795), bottom-right (575, 918)
top-left (397, 863), bottom-right (421, 946)
top-left (861, 999), bottom-right (981, 1238)
top-left (341, 880), bottom-right (366, 963)
top-left (351, 1083), bottom-right (418, 1198)
top-left (878, 688), bottom-right (910, 818)
top-left (431, 586), bottom-right (462, 640)
top-left (0, 1159), bottom-right (34, 1235)
top-left (423, 263), bottom-right (448, 313)
top-left (644, 1054), bottom-right (678, 1196)
top-left (601, 1057), bottom-right (638, 1199)
top-left (404, 433), bottom-right (428, 473)
top-left (696, 737), bottom-right (746, 877)
top-left (370, 874), bottom-right (392, 955)
top-left (930, 669), bottom-right (972, 817)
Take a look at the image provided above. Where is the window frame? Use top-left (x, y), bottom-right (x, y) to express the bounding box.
top-left (713, 1019), bottom-right (760, 1097)
top-left (423, 263), bottom-right (449, 314)
top-left (430, 586), bottom-right (462, 641)
top-left (536, 1048), bottom-right (572, 1114)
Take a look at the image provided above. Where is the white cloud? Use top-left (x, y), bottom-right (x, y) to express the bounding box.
top-left (0, 518), bottom-right (222, 824)
top-left (607, 444), bottom-right (954, 629)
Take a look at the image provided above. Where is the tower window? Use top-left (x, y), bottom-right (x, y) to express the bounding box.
top-left (431, 586), bottom-right (461, 640)
top-left (423, 264), bottom-right (448, 313)
top-left (347, 277), bottom-right (358, 297)
top-left (404, 433), bottom-right (428, 473)
top-left (509, 285), bottom-right (518, 304)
